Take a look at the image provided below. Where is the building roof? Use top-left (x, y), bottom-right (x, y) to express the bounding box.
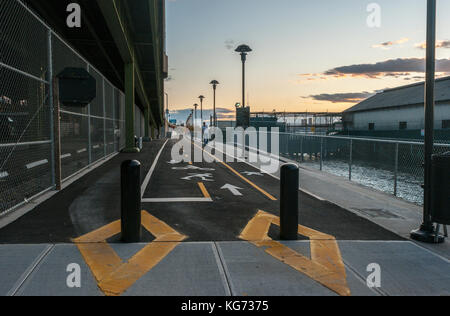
top-left (344, 76), bottom-right (450, 113)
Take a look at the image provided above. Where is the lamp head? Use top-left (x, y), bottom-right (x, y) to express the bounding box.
top-left (210, 80), bottom-right (219, 89)
top-left (235, 44), bottom-right (252, 54)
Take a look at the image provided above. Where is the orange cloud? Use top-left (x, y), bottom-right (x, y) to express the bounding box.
top-left (372, 38), bottom-right (409, 50)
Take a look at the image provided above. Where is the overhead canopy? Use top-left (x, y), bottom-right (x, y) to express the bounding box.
top-left (24, 0), bottom-right (167, 127)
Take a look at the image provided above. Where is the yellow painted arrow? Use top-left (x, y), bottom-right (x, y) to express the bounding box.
top-left (240, 210), bottom-right (351, 296)
top-left (73, 211), bottom-right (187, 296)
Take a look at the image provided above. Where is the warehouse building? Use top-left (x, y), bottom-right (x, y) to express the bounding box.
top-left (342, 76), bottom-right (450, 140)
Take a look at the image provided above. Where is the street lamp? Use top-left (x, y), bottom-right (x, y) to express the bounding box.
top-left (235, 44), bottom-right (252, 110)
top-left (193, 103), bottom-right (199, 128)
top-left (210, 80), bottom-right (219, 127)
top-left (198, 95), bottom-right (205, 124)
top-left (165, 92), bottom-right (169, 137)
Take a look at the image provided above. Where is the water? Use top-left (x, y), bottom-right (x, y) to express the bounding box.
top-left (297, 158), bottom-right (424, 205)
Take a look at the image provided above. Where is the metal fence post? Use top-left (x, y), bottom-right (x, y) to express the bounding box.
top-left (47, 29), bottom-right (55, 188)
top-left (103, 79), bottom-right (107, 158)
top-left (113, 88), bottom-right (116, 152)
top-left (300, 136), bottom-right (304, 162)
top-left (394, 142), bottom-right (399, 196)
top-left (87, 65), bottom-right (92, 165)
top-left (320, 137), bottom-right (323, 171)
top-left (349, 139), bottom-right (353, 181)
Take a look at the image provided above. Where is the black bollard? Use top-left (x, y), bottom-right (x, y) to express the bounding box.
top-left (121, 160), bottom-right (142, 243)
top-left (280, 163), bottom-right (299, 240)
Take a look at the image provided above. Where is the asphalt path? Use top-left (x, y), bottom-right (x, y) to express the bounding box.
top-left (142, 139), bottom-right (402, 242)
top-left (0, 139), bottom-right (402, 243)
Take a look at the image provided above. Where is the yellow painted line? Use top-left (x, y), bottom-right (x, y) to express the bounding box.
top-left (74, 211), bottom-right (187, 296)
top-left (76, 242), bottom-right (123, 283)
top-left (73, 220), bottom-right (121, 243)
top-left (98, 241), bottom-right (182, 296)
top-left (194, 143), bottom-right (277, 201)
top-left (240, 210), bottom-right (351, 296)
top-left (141, 211), bottom-right (187, 242)
top-left (198, 182), bottom-right (211, 199)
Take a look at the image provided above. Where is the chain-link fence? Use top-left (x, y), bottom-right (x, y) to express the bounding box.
top-left (229, 128), bottom-right (449, 205)
top-left (0, 0), bottom-right (145, 216)
top-left (275, 132), bottom-right (450, 205)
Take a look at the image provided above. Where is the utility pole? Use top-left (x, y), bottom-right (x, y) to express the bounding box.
top-left (411, 0), bottom-right (443, 244)
top-left (235, 45), bottom-right (252, 112)
top-left (210, 80), bottom-right (219, 127)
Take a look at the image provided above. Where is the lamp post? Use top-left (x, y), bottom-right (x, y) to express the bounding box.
top-left (164, 92), bottom-right (169, 138)
top-left (235, 44), bottom-right (252, 110)
top-left (198, 95), bottom-right (205, 124)
top-left (193, 103), bottom-right (199, 128)
top-left (411, 0), bottom-right (443, 243)
top-left (210, 80), bottom-right (219, 127)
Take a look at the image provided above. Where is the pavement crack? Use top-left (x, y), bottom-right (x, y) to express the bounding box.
top-left (212, 242), bottom-right (234, 297)
top-left (8, 244), bottom-right (55, 296)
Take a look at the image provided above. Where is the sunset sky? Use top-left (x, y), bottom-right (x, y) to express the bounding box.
top-left (165, 0), bottom-right (450, 122)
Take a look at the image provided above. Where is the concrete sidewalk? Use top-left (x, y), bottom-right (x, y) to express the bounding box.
top-left (0, 241), bottom-right (448, 296)
top-left (228, 144), bottom-right (450, 259)
top-left (296, 164), bottom-right (450, 259)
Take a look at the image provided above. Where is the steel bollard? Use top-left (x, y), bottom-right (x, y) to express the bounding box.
top-left (121, 160), bottom-right (142, 243)
top-left (280, 163), bottom-right (299, 240)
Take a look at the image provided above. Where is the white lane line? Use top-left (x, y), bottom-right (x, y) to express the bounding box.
top-left (26, 159), bottom-right (48, 169)
top-left (0, 171), bottom-right (9, 179)
top-left (77, 148), bottom-right (87, 154)
top-left (93, 145), bottom-right (100, 149)
top-left (142, 197), bottom-right (213, 203)
top-left (61, 153), bottom-right (72, 159)
top-left (141, 139), bottom-right (169, 198)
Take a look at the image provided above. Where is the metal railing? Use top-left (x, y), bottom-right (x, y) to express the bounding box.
top-left (0, 0), bottom-right (145, 216)
top-left (227, 128), bottom-right (449, 205)
top-left (273, 132), bottom-right (450, 205)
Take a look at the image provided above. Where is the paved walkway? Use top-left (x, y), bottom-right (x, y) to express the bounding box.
top-left (235, 144), bottom-right (450, 259)
top-left (0, 241), bottom-right (448, 296)
top-left (0, 138), bottom-right (449, 296)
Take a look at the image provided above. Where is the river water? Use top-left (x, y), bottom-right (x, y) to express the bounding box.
top-left (297, 158), bottom-right (424, 205)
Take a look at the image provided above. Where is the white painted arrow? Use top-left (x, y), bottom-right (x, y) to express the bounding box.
top-left (221, 184), bottom-right (244, 196)
top-left (242, 171), bottom-right (263, 176)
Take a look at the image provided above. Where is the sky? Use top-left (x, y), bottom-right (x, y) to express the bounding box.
top-left (165, 0), bottom-right (450, 123)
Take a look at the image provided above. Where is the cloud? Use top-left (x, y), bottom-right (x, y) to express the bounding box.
top-left (372, 38), bottom-right (409, 50)
top-left (305, 92), bottom-right (374, 103)
top-left (415, 40), bottom-right (450, 49)
top-left (299, 58), bottom-right (450, 81)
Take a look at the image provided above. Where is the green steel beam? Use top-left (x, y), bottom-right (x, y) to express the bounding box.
top-left (123, 60), bottom-right (139, 153)
top-left (148, 0), bottom-right (164, 124)
top-left (97, 0), bottom-right (159, 131)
